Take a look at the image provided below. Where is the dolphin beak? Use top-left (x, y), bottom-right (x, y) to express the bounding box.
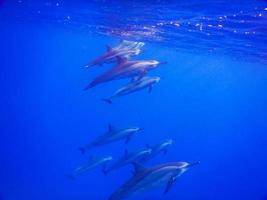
top-left (187, 161), bottom-right (200, 168)
top-left (139, 127), bottom-right (145, 131)
top-left (159, 61), bottom-right (168, 65)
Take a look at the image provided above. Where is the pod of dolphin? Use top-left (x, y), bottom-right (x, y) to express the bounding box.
top-left (67, 40), bottom-right (199, 200)
top-left (83, 40), bottom-right (163, 103)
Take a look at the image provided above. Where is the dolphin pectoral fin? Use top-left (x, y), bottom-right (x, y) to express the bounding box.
top-left (163, 149), bottom-right (168, 155)
top-left (164, 176), bottom-right (177, 194)
top-left (148, 85), bottom-right (153, 93)
top-left (137, 70), bottom-right (147, 81)
top-left (102, 168), bottom-right (107, 176)
top-left (102, 164), bottom-right (108, 176)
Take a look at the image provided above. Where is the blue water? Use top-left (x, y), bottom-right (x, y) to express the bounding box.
top-left (1, 0), bottom-right (267, 200)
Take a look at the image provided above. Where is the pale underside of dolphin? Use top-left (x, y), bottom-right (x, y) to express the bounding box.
top-left (102, 76), bottom-right (161, 104)
top-left (85, 40), bottom-right (144, 68)
top-left (79, 124), bottom-right (143, 154)
top-left (108, 161), bottom-right (199, 200)
top-left (84, 56), bottom-right (161, 90)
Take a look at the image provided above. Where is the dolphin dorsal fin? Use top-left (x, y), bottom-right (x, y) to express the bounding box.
top-left (132, 162), bottom-right (146, 174)
top-left (108, 124), bottom-right (117, 133)
top-left (106, 45), bottom-right (112, 52)
top-left (116, 56), bottom-right (128, 65)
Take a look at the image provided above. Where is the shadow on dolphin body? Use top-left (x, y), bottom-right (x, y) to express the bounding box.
top-left (108, 161), bottom-right (200, 200)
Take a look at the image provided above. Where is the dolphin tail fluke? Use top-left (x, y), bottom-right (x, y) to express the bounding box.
top-left (102, 98), bottom-right (112, 104)
top-left (83, 83), bottom-right (94, 91)
top-left (78, 147), bottom-right (86, 155)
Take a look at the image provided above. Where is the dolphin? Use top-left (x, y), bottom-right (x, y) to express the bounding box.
top-left (84, 40), bottom-right (144, 68)
top-left (66, 155), bottom-right (113, 180)
top-left (116, 40), bottom-right (145, 50)
top-left (102, 76), bottom-right (161, 104)
top-left (79, 124), bottom-right (144, 154)
top-left (103, 148), bottom-right (152, 175)
top-left (140, 139), bottom-right (174, 163)
top-left (109, 161), bottom-right (200, 200)
top-left (84, 56), bottom-right (163, 90)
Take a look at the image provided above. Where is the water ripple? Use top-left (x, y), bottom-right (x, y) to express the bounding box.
top-left (1, 0), bottom-right (267, 62)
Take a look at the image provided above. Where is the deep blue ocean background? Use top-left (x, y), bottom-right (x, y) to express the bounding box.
top-left (1, 0), bottom-right (267, 199)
